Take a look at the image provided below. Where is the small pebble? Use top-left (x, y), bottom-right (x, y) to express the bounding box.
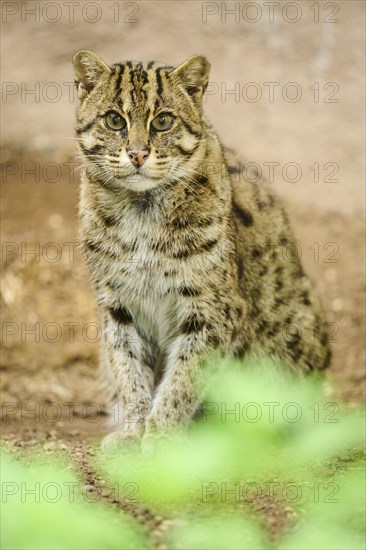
top-left (43, 441), bottom-right (58, 451)
top-left (331, 297), bottom-right (344, 312)
top-left (325, 268), bottom-right (337, 283)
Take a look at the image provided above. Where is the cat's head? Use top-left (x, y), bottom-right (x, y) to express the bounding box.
top-left (73, 50), bottom-right (210, 192)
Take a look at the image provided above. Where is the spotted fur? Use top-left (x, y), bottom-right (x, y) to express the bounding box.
top-left (73, 51), bottom-right (330, 449)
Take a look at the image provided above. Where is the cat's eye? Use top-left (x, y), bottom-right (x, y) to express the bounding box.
top-left (105, 111), bottom-right (126, 131)
top-left (151, 113), bottom-right (174, 132)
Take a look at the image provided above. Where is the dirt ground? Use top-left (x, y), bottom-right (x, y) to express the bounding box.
top-left (1, 0), bottom-right (365, 546)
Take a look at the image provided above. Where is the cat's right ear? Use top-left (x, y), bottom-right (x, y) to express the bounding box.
top-left (73, 50), bottom-right (110, 99)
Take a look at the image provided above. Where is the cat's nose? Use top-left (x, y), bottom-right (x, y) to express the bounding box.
top-left (127, 148), bottom-right (150, 167)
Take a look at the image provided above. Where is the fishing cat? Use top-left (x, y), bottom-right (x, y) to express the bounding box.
top-left (72, 51), bottom-right (330, 451)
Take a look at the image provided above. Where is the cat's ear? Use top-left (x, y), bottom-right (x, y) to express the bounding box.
top-left (73, 50), bottom-right (110, 99)
top-left (171, 55), bottom-right (211, 100)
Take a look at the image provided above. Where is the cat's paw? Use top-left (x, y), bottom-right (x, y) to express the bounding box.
top-left (141, 431), bottom-right (172, 456)
top-left (101, 432), bottom-right (140, 454)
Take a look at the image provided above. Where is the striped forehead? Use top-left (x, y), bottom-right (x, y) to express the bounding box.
top-left (111, 61), bottom-right (174, 115)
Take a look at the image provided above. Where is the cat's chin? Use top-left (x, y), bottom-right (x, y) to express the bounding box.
top-left (120, 173), bottom-right (162, 192)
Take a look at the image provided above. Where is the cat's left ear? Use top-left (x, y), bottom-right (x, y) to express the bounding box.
top-left (171, 55), bottom-right (211, 100)
top-left (73, 50), bottom-right (111, 99)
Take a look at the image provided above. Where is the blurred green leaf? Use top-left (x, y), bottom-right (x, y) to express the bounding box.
top-left (1, 450), bottom-right (148, 550)
top-left (166, 512), bottom-right (267, 550)
top-left (281, 470), bottom-right (366, 549)
top-left (3, 358), bottom-right (365, 550)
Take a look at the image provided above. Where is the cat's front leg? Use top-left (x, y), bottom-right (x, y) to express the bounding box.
top-left (142, 318), bottom-right (222, 451)
top-left (101, 307), bottom-right (154, 451)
